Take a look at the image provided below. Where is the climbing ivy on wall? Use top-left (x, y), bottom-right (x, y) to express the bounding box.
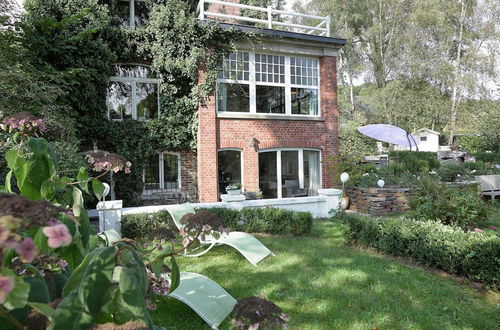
top-left (10, 0), bottom-right (250, 205)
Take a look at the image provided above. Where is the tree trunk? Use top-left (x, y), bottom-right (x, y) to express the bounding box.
top-left (448, 0), bottom-right (466, 146)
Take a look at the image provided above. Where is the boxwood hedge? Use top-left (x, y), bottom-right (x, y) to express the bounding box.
top-left (340, 213), bottom-right (499, 288)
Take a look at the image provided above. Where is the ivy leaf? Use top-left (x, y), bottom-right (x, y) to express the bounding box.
top-left (92, 179), bottom-right (105, 201)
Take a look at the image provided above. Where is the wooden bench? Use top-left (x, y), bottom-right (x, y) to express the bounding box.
top-left (474, 175), bottom-right (500, 200)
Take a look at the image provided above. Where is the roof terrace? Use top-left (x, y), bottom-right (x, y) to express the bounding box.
top-left (196, 0), bottom-right (331, 37)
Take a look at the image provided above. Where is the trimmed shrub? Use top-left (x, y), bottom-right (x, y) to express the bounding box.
top-left (389, 151), bottom-right (441, 173)
top-left (472, 152), bottom-right (500, 164)
top-left (121, 211), bottom-right (175, 240)
top-left (198, 207), bottom-right (314, 236)
top-left (409, 177), bottom-right (488, 229)
top-left (340, 213), bottom-right (500, 288)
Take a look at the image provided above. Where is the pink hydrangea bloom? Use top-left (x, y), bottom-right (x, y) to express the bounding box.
top-left (43, 224), bottom-right (72, 248)
top-left (16, 237), bottom-right (38, 263)
top-left (474, 228), bottom-right (484, 233)
top-left (488, 226), bottom-right (498, 231)
top-left (0, 276), bottom-right (15, 304)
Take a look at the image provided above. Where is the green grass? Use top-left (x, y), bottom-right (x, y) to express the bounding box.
top-left (150, 220), bottom-right (499, 329)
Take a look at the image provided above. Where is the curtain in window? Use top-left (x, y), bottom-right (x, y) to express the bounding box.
top-left (308, 151), bottom-right (320, 196)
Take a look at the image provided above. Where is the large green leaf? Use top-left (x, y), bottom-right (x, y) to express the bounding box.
top-left (76, 167), bottom-right (90, 193)
top-left (118, 264), bottom-right (153, 329)
top-left (48, 290), bottom-right (93, 330)
top-left (3, 276), bottom-right (30, 311)
top-left (168, 257), bottom-right (180, 293)
top-left (41, 179), bottom-right (56, 201)
top-left (24, 276), bottom-right (50, 304)
top-left (5, 170), bottom-right (13, 193)
top-left (28, 302), bottom-right (54, 322)
top-left (92, 179), bottom-right (105, 201)
top-left (5, 149), bottom-right (18, 169)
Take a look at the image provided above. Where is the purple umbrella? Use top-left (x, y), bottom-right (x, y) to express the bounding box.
top-left (358, 124), bottom-right (420, 150)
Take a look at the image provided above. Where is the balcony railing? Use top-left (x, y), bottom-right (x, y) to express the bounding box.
top-left (197, 0), bottom-right (331, 37)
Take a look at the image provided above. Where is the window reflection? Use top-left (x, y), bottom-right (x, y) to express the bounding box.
top-left (107, 81), bottom-right (132, 120)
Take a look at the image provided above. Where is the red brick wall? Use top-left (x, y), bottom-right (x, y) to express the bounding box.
top-left (206, 0), bottom-right (241, 19)
top-left (197, 56), bottom-right (339, 202)
top-left (180, 151), bottom-right (197, 193)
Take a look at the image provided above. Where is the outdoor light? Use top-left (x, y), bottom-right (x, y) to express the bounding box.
top-left (340, 172), bottom-right (349, 183)
top-left (377, 179), bottom-right (385, 188)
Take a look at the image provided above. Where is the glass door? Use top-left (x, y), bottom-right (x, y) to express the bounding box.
top-left (258, 151), bottom-right (278, 199)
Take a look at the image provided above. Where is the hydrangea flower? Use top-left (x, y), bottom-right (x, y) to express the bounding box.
top-left (43, 223), bottom-right (72, 248)
top-left (473, 228), bottom-right (484, 233)
top-left (16, 238), bottom-right (38, 263)
top-left (0, 276), bottom-right (15, 304)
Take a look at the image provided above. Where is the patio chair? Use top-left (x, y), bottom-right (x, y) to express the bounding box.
top-left (284, 180), bottom-right (308, 197)
top-left (166, 203), bottom-right (274, 266)
top-left (168, 272), bottom-right (237, 330)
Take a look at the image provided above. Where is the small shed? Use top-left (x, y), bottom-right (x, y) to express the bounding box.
top-left (414, 128), bottom-right (440, 152)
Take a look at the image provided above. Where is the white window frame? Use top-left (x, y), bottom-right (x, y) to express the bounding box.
top-left (258, 148), bottom-right (322, 199)
top-left (217, 148), bottom-right (244, 191)
top-left (142, 152), bottom-right (181, 194)
top-left (108, 75), bottom-right (160, 121)
top-left (216, 52), bottom-right (321, 117)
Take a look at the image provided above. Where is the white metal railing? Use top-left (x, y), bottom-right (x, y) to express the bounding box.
top-left (197, 0), bottom-right (331, 37)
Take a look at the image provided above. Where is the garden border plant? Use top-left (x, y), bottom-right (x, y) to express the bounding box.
top-left (339, 213), bottom-right (499, 288)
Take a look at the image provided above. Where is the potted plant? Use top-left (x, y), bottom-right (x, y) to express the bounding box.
top-left (226, 183), bottom-right (242, 195)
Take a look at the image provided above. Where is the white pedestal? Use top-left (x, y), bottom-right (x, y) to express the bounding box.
top-left (96, 200), bottom-right (123, 233)
top-left (317, 189), bottom-right (343, 217)
top-left (220, 194), bottom-right (246, 210)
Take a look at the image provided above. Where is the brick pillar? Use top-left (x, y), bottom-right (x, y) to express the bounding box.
top-left (319, 56), bottom-right (339, 188)
top-left (242, 143), bottom-right (259, 193)
top-left (197, 64), bottom-right (219, 202)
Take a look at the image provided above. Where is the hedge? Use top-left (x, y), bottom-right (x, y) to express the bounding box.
top-left (472, 152), bottom-right (500, 164)
top-left (389, 150), bottom-right (441, 173)
top-left (340, 213), bottom-right (500, 288)
top-left (122, 207), bottom-right (314, 240)
top-left (121, 211), bottom-right (175, 240)
top-left (199, 207), bottom-right (313, 236)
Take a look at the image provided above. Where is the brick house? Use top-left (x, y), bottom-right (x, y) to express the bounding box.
top-left (106, 0), bottom-right (345, 203)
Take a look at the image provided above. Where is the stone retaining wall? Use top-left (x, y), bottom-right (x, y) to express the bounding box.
top-left (346, 186), bottom-right (412, 216)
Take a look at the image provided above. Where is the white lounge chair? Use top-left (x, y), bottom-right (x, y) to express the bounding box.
top-left (166, 203), bottom-right (274, 266)
top-left (167, 272), bottom-right (237, 329)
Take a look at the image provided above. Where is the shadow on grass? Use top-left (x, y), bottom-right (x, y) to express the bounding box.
top-left (151, 221), bottom-right (499, 329)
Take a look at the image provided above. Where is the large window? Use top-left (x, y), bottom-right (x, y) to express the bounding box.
top-left (107, 65), bottom-right (159, 120)
top-left (259, 149), bottom-right (320, 199)
top-left (218, 150), bottom-right (242, 195)
top-left (143, 152), bottom-right (180, 192)
top-left (217, 52), bottom-right (320, 116)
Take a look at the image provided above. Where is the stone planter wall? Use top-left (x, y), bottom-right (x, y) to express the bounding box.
top-left (346, 186), bottom-right (413, 216)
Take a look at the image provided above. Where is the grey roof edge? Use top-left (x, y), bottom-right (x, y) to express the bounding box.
top-left (200, 20), bottom-right (346, 46)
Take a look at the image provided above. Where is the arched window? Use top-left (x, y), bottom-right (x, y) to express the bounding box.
top-left (218, 149), bottom-right (242, 195)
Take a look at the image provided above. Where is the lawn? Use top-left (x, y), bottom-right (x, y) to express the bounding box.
top-left (151, 220), bottom-right (499, 329)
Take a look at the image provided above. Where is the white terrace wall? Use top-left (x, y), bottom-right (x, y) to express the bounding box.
top-left (93, 189), bottom-right (342, 233)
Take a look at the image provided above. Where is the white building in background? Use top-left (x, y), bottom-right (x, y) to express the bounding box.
top-left (394, 128), bottom-right (448, 152)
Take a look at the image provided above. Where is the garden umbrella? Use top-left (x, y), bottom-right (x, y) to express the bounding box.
top-left (358, 124), bottom-right (420, 151)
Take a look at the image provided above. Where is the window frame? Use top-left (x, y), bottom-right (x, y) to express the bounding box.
top-left (142, 152), bottom-right (181, 194)
top-left (216, 52), bottom-right (321, 117)
top-left (217, 148), bottom-right (244, 195)
top-left (258, 148), bottom-right (322, 199)
top-left (107, 75), bottom-right (160, 121)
